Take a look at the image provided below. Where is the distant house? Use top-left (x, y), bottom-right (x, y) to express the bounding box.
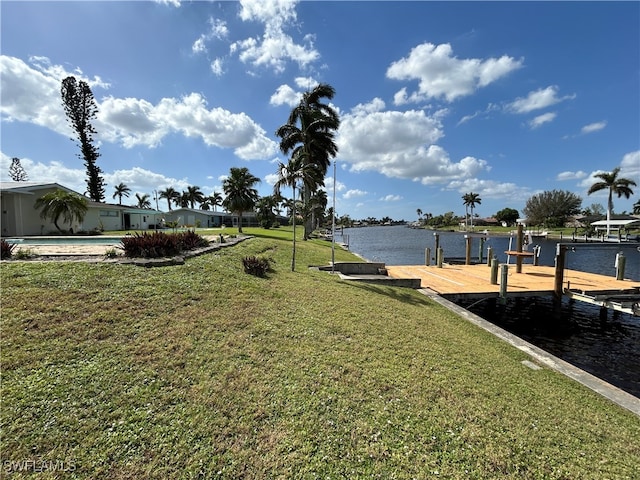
top-left (163, 208), bottom-right (272, 229)
top-left (0, 182), bottom-right (162, 236)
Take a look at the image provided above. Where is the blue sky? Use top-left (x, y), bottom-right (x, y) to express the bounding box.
top-left (1, 0), bottom-right (639, 221)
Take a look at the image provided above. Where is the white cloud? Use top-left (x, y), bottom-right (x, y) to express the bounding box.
top-left (581, 121), bottom-right (607, 134)
top-left (337, 106), bottom-right (488, 184)
top-left (1, 55), bottom-right (278, 160)
top-left (387, 42), bottom-right (523, 103)
top-left (211, 58), bottom-right (225, 77)
top-left (508, 86), bottom-right (575, 114)
top-left (445, 178), bottom-right (532, 202)
top-left (154, 0), bottom-right (180, 7)
top-left (529, 112), bottom-right (557, 129)
top-left (269, 84), bottom-right (300, 107)
top-left (192, 18), bottom-right (229, 55)
top-left (230, 0), bottom-right (319, 74)
top-left (556, 170), bottom-right (587, 181)
top-left (343, 189), bottom-right (367, 199)
top-left (380, 194), bottom-right (402, 202)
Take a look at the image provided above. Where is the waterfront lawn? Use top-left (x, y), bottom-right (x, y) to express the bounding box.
top-left (1, 234), bottom-right (639, 479)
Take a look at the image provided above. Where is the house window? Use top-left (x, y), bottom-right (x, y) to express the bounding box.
top-left (100, 210), bottom-right (119, 217)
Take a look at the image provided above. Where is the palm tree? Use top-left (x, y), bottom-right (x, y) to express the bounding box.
top-left (588, 167), bottom-right (637, 236)
top-left (135, 193), bottom-right (152, 209)
top-left (222, 167), bottom-right (260, 234)
top-left (210, 191), bottom-right (223, 212)
top-left (34, 189), bottom-right (88, 234)
top-left (159, 187), bottom-right (180, 211)
top-left (634, 199), bottom-right (640, 215)
top-left (185, 185), bottom-right (205, 209)
top-left (112, 183), bottom-right (131, 205)
top-left (310, 189), bottom-right (328, 230)
top-left (273, 157), bottom-right (317, 270)
top-left (276, 83), bottom-right (340, 239)
top-left (463, 192), bottom-right (482, 229)
top-left (416, 208), bottom-right (423, 222)
top-left (461, 193), bottom-right (470, 229)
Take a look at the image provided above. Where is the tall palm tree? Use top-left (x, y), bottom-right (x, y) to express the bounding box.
top-left (416, 208), bottom-right (423, 221)
top-left (310, 189), bottom-right (328, 230)
top-left (185, 185), bottom-right (205, 209)
top-left (461, 193), bottom-right (471, 229)
top-left (276, 83), bottom-right (340, 239)
top-left (588, 167), bottom-right (637, 236)
top-left (135, 193), bottom-right (152, 209)
top-left (34, 189), bottom-right (88, 234)
top-left (159, 187), bottom-right (180, 211)
top-left (467, 192), bottom-right (481, 229)
top-left (273, 157), bottom-right (318, 270)
top-left (222, 167), bottom-right (260, 234)
top-left (112, 183), bottom-right (131, 205)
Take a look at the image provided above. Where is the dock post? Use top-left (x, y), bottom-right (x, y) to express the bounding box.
top-left (516, 224), bottom-right (524, 273)
top-left (554, 245), bottom-right (567, 300)
top-left (490, 258), bottom-right (499, 284)
top-left (533, 245), bottom-right (540, 266)
top-left (465, 235), bottom-right (472, 265)
top-left (425, 247), bottom-right (431, 266)
top-left (499, 264), bottom-right (508, 303)
top-left (437, 247), bottom-right (444, 268)
top-left (433, 232), bottom-right (440, 253)
top-left (615, 252), bottom-right (626, 280)
top-left (478, 237), bottom-right (485, 263)
top-left (487, 246), bottom-right (493, 266)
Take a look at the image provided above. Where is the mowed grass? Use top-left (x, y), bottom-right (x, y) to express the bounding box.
top-left (1, 229), bottom-right (639, 479)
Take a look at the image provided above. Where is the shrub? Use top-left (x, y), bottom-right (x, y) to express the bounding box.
top-left (242, 256), bottom-right (271, 277)
top-left (176, 230), bottom-right (209, 251)
top-left (119, 231), bottom-right (209, 258)
top-left (14, 248), bottom-right (36, 260)
top-left (1, 240), bottom-right (16, 259)
top-left (120, 232), bottom-right (180, 258)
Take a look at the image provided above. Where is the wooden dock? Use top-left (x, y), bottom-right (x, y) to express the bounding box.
top-left (386, 264), bottom-right (640, 302)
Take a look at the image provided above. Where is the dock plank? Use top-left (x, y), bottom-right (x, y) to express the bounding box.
top-left (386, 264), bottom-right (639, 297)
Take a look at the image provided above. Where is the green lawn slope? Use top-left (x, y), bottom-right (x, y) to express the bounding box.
top-left (1, 228), bottom-right (639, 479)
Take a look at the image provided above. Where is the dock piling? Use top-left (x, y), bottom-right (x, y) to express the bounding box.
top-left (490, 258), bottom-right (499, 285)
top-left (615, 252), bottom-right (626, 280)
top-left (499, 264), bottom-right (508, 303)
top-left (465, 235), bottom-right (472, 265)
top-left (437, 247), bottom-right (444, 268)
top-left (487, 246), bottom-right (493, 266)
top-left (425, 247), bottom-right (431, 266)
top-left (554, 245), bottom-right (567, 300)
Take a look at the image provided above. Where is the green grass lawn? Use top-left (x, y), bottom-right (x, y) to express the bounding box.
top-left (2, 230), bottom-right (639, 479)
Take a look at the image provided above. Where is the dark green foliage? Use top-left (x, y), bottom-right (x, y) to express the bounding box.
top-left (9, 157), bottom-right (28, 182)
top-left (1, 240), bottom-right (16, 259)
top-left (523, 189), bottom-right (582, 227)
top-left (61, 76), bottom-right (105, 202)
top-left (495, 207), bottom-right (519, 226)
top-left (120, 231), bottom-right (209, 258)
top-left (242, 255), bottom-right (271, 277)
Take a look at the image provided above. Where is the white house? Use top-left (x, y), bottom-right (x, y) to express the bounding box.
top-left (0, 182), bottom-right (162, 236)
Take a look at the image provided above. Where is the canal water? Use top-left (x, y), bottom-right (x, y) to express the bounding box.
top-left (339, 225), bottom-right (640, 398)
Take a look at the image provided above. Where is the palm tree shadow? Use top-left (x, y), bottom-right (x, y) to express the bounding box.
top-left (344, 281), bottom-right (433, 307)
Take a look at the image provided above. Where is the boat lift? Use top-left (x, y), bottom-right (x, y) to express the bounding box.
top-left (564, 288), bottom-right (640, 317)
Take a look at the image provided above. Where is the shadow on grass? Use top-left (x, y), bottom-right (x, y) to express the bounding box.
top-left (344, 281), bottom-right (433, 307)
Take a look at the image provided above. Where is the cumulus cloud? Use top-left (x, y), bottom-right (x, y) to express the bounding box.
top-left (387, 42), bottom-right (523, 103)
top-left (228, 0), bottom-right (319, 74)
top-left (336, 105), bottom-right (488, 184)
top-left (581, 121), bottom-right (607, 134)
top-left (1, 55), bottom-right (278, 160)
top-left (578, 150), bottom-right (640, 190)
top-left (529, 112), bottom-right (557, 129)
top-left (445, 178), bottom-right (532, 202)
top-left (380, 194), bottom-right (402, 202)
top-left (192, 17), bottom-right (229, 55)
top-left (343, 189), bottom-right (367, 199)
top-left (508, 85), bottom-right (575, 114)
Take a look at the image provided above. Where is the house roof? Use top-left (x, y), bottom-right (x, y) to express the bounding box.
top-left (591, 218), bottom-right (640, 228)
top-left (0, 182), bottom-right (77, 195)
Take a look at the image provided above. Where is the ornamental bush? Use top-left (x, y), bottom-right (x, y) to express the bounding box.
top-left (1, 240), bottom-right (16, 259)
top-left (120, 231), bottom-right (209, 258)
